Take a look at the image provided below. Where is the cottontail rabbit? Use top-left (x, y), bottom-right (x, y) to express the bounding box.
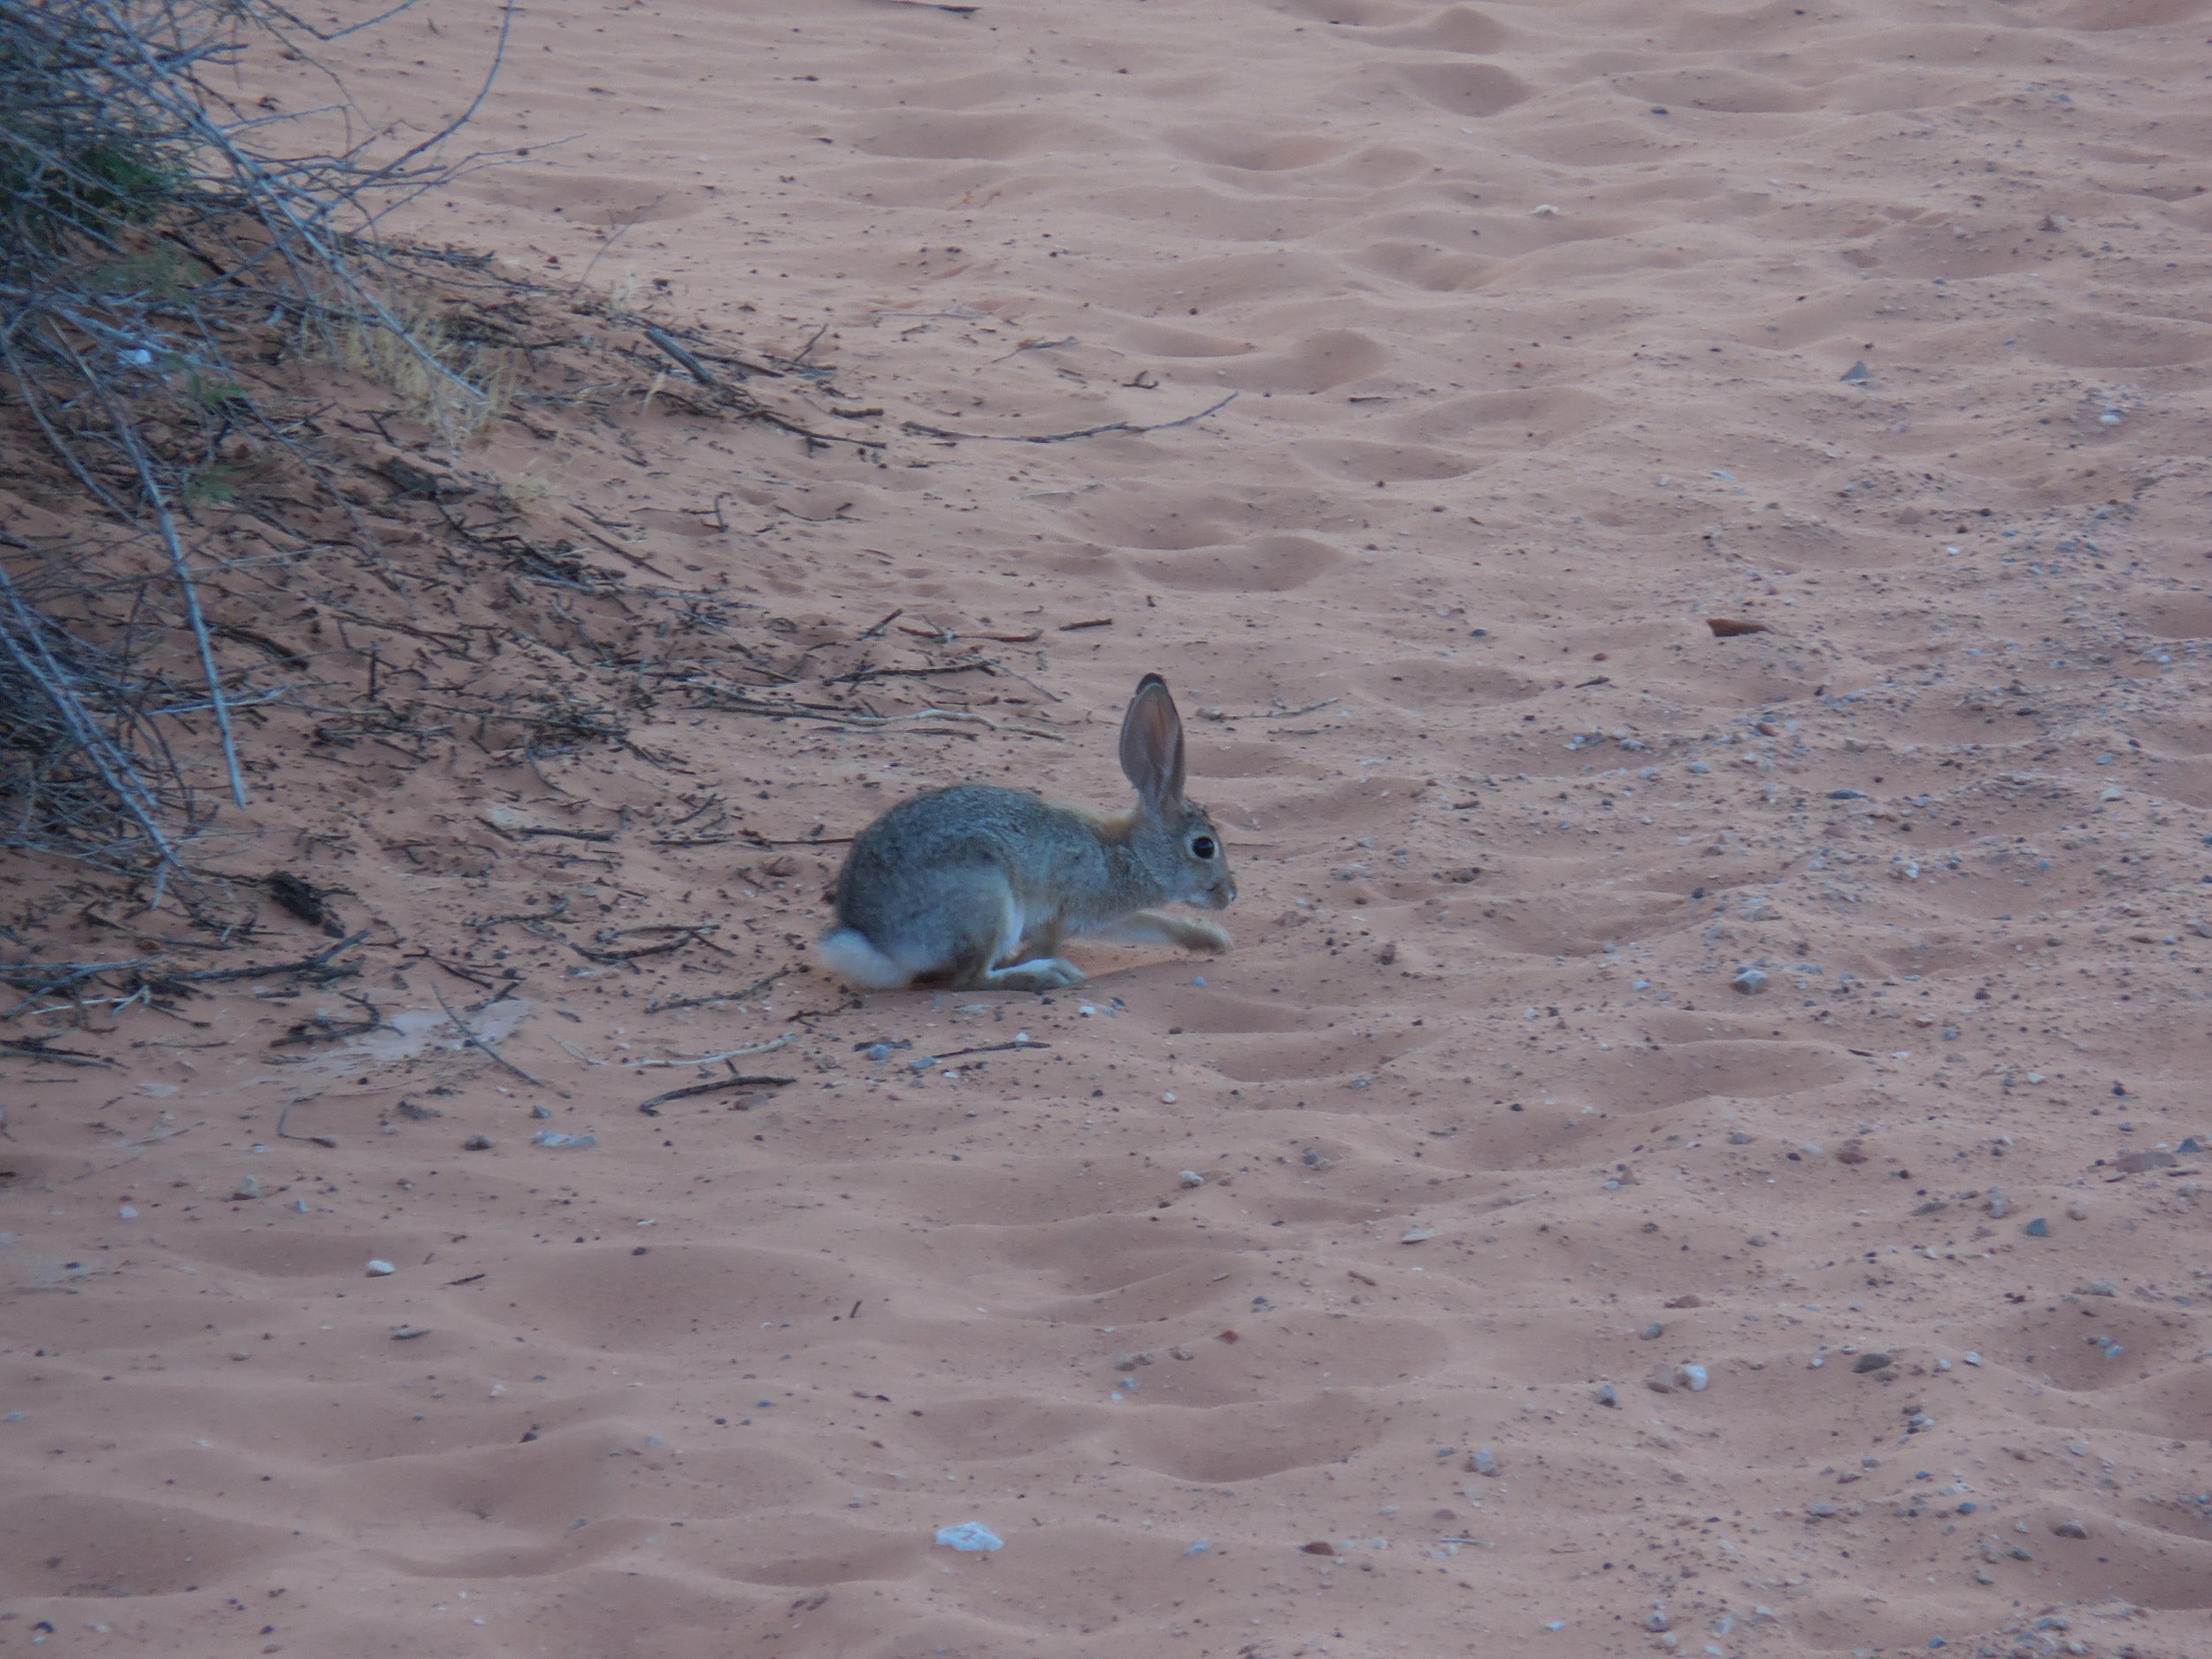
top-left (817, 674), bottom-right (1235, 990)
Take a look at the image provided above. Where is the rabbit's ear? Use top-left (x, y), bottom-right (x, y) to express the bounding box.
top-left (1119, 673), bottom-right (1187, 807)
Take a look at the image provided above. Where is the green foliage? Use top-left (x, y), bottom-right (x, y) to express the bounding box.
top-left (175, 463), bottom-right (235, 508)
top-left (88, 246), bottom-right (208, 298)
top-left (0, 121), bottom-right (188, 255)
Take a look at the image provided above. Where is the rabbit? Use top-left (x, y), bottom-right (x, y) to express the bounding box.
top-left (817, 673), bottom-right (1235, 991)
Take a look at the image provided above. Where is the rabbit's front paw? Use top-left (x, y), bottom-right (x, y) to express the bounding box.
top-left (1179, 919), bottom-right (1232, 954)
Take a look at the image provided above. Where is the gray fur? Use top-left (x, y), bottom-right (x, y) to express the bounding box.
top-left (817, 675), bottom-right (1235, 991)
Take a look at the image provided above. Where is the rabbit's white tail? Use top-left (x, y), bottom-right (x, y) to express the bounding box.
top-left (816, 926), bottom-right (911, 991)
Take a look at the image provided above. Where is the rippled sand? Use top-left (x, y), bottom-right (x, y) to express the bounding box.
top-left (5, 0), bottom-right (2212, 1654)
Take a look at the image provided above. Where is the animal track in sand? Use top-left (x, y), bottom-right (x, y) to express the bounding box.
top-left (1388, 60), bottom-right (1537, 119)
top-left (0, 1494), bottom-right (298, 1598)
top-left (1128, 534), bottom-right (1348, 594)
top-left (1110, 1391), bottom-right (1389, 1483)
top-left (491, 1246), bottom-right (872, 1350)
top-left (855, 111), bottom-right (1111, 161)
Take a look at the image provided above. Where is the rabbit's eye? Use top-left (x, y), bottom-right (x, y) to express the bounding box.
top-left (1192, 835), bottom-right (1216, 860)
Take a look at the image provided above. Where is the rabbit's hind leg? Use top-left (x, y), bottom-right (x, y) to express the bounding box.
top-left (949, 891), bottom-right (1083, 991)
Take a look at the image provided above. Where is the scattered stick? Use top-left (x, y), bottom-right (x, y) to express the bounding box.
top-left (895, 624), bottom-right (1041, 645)
top-left (643, 326), bottom-right (723, 389)
top-left (1057, 618), bottom-right (1112, 632)
top-left (407, 950), bottom-right (496, 987)
top-left (902, 392), bottom-right (1235, 445)
top-left (700, 696), bottom-right (1064, 741)
top-left (0, 1035), bottom-right (118, 1068)
top-left (922, 1039), bottom-right (1051, 1063)
top-left (161, 931), bottom-right (371, 986)
top-left (466, 897), bottom-right (572, 931)
top-left (991, 335), bottom-right (1077, 363)
top-left (512, 825), bottom-right (618, 843)
top-left (626, 1032), bottom-right (798, 1068)
top-left (275, 1101), bottom-right (337, 1148)
top-left (1198, 697), bottom-right (1340, 722)
top-left (646, 968), bottom-right (793, 1015)
top-left (826, 657), bottom-right (995, 686)
top-left (856, 609), bottom-right (904, 641)
top-left (570, 924), bottom-right (719, 964)
top-left (270, 993), bottom-right (388, 1048)
top-left (118, 1118), bottom-right (200, 1147)
top-left (430, 984), bottom-right (546, 1087)
top-left (637, 1074), bottom-right (796, 1115)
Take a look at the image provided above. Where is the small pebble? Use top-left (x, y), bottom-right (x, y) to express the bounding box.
top-left (231, 1176), bottom-right (263, 1201)
top-left (1852, 1352), bottom-right (1892, 1374)
top-left (464, 1134), bottom-right (495, 1151)
top-left (365, 1260), bottom-right (396, 1277)
top-left (1731, 967), bottom-right (1768, 995)
top-left (1595, 1383), bottom-right (1618, 1408)
top-left (2050, 1519), bottom-right (2090, 1540)
top-left (1178, 1171), bottom-right (1205, 1187)
top-left (1640, 1322), bottom-right (1664, 1340)
top-left (2024, 1217), bottom-right (2051, 1238)
top-left (533, 1130), bottom-right (597, 1148)
top-left (935, 1522), bottom-right (1003, 1552)
top-left (1678, 1364), bottom-right (1709, 1392)
top-left (1471, 1448), bottom-right (1500, 1476)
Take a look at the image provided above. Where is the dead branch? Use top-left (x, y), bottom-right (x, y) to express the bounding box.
top-left (902, 392), bottom-right (1236, 445)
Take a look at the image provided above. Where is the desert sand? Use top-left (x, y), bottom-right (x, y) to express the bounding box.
top-left (5, 0), bottom-right (2212, 1655)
